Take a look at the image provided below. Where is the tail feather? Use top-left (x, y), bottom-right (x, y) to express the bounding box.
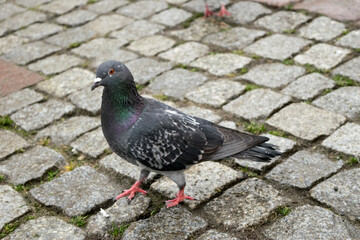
top-left (233, 143), bottom-right (281, 162)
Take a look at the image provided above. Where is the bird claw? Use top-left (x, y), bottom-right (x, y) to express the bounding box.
top-left (204, 4), bottom-right (214, 18)
top-left (217, 4), bottom-right (231, 17)
top-left (166, 189), bottom-right (194, 208)
top-left (115, 181), bottom-right (147, 201)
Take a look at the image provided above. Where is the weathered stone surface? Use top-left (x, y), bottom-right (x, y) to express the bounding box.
top-left (228, 1), bottom-right (271, 24)
top-left (264, 205), bottom-right (360, 240)
top-left (0, 35), bottom-right (28, 55)
top-left (37, 68), bottom-right (94, 98)
top-left (4, 41), bottom-right (61, 65)
top-left (0, 88), bottom-right (43, 116)
top-left (241, 63), bottom-right (305, 88)
top-left (197, 230), bottom-right (239, 240)
top-left (321, 122), bottom-right (360, 156)
top-left (313, 87), bottom-right (360, 120)
top-left (91, 49), bottom-right (138, 69)
top-left (223, 89), bottom-right (291, 120)
top-left (68, 87), bottom-right (102, 114)
top-left (15, 23), bottom-right (63, 41)
top-left (203, 178), bottom-right (287, 230)
top-left (11, 99), bottom-right (75, 131)
top-left (266, 103), bottom-right (346, 141)
top-left (0, 130), bottom-right (29, 160)
top-left (127, 35), bottom-right (175, 56)
top-left (118, 0), bottom-right (168, 19)
top-left (0, 146), bottom-right (65, 185)
top-left (159, 0), bottom-right (188, 4)
top-left (266, 150), bottom-right (343, 188)
top-left (148, 69), bottom-right (207, 100)
top-left (255, 11), bottom-right (310, 33)
top-left (86, 195), bottom-right (150, 239)
top-left (126, 57), bottom-right (173, 84)
top-left (84, 14), bottom-right (134, 36)
top-left (244, 34), bottom-right (312, 60)
top-left (36, 116), bottom-right (100, 145)
top-left (186, 79), bottom-right (245, 108)
top-left (151, 162), bottom-right (243, 209)
top-left (282, 73), bottom-right (335, 100)
top-left (39, 0), bottom-right (87, 14)
top-left (30, 166), bottom-right (118, 217)
top-left (218, 120), bottom-right (237, 129)
top-left (202, 27), bottom-right (266, 50)
top-left (4, 216), bottom-right (86, 240)
top-left (56, 9), bottom-right (97, 26)
top-left (46, 26), bottom-right (95, 48)
top-left (183, 0), bottom-right (230, 12)
top-left (70, 128), bottom-right (109, 158)
top-left (71, 38), bottom-right (126, 58)
top-left (310, 168), bottom-right (360, 221)
top-left (159, 42), bottom-right (209, 64)
top-left (29, 54), bottom-right (83, 75)
top-left (0, 3), bottom-right (24, 21)
top-left (190, 53), bottom-right (251, 76)
top-left (336, 30), bottom-right (360, 49)
top-left (252, 0), bottom-right (301, 7)
top-left (150, 8), bottom-right (192, 27)
top-left (178, 105), bottom-right (221, 123)
top-left (295, 43), bottom-right (351, 70)
top-left (15, 0), bottom-right (51, 7)
top-left (122, 206), bottom-right (207, 240)
top-left (299, 16), bottom-right (345, 41)
top-left (332, 57), bottom-right (360, 82)
top-left (87, 0), bottom-right (128, 14)
top-left (0, 185), bottom-right (30, 231)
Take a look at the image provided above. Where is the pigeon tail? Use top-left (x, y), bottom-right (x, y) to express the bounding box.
top-left (166, 187), bottom-right (194, 208)
top-left (232, 143), bottom-right (281, 162)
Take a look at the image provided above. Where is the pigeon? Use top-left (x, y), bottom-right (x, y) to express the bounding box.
top-left (91, 60), bottom-right (281, 208)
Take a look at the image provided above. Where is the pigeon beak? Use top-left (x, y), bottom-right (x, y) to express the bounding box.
top-left (91, 77), bottom-right (102, 91)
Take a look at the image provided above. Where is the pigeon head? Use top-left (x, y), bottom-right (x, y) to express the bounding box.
top-left (91, 60), bottom-right (133, 91)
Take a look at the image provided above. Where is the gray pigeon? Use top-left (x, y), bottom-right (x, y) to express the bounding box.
top-left (92, 60), bottom-right (280, 208)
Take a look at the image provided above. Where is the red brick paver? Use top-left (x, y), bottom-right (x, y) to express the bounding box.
top-left (0, 59), bottom-right (43, 97)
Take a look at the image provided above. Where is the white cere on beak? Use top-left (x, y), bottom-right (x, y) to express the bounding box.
top-left (94, 77), bottom-right (102, 84)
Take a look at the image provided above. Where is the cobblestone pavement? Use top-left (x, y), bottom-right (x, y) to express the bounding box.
top-left (0, 0), bottom-right (360, 239)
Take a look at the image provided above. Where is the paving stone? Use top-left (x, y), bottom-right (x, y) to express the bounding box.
top-left (0, 35), bottom-right (28, 55)
top-left (190, 53), bottom-right (251, 76)
top-left (252, 0), bottom-right (301, 7)
top-left (264, 205), bottom-right (360, 240)
top-left (223, 88), bottom-right (291, 120)
top-left (310, 168), bottom-right (360, 221)
top-left (178, 105), bottom-right (221, 123)
top-left (100, 153), bottom-right (156, 183)
top-left (266, 150), bottom-right (343, 189)
top-left (299, 16), bottom-right (345, 41)
top-left (87, 0), bottom-right (128, 14)
top-left (11, 99), bottom-right (75, 131)
top-left (0, 185), bottom-right (30, 231)
top-left (255, 11), bottom-right (310, 33)
top-left (234, 133), bottom-right (297, 171)
top-left (117, 0), bottom-right (168, 19)
top-left (84, 14), bottom-right (134, 36)
top-left (15, 0), bottom-right (51, 8)
top-left (30, 166), bottom-right (118, 217)
top-left (126, 57), bottom-right (173, 84)
top-left (0, 3), bottom-right (25, 21)
top-left (46, 26), bottom-right (95, 48)
top-left (203, 178), bottom-right (287, 230)
top-left (39, 0), bottom-right (87, 15)
top-left (122, 206), bottom-right (207, 239)
top-left (36, 116), bottom-right (100, 145)
top-left (70, 128), bottom-right (109, 158)
top-left (159, 0), bottom-right (188, 4)
top-left (148, 69), bottom-right (207, 100)
top-left (72, 38), bottom-right (126, 58)
top-left (295, 43), bottom-right (351, 70)
top-left (241, 63), bottom-right (305, 88)
top-left (86, 195), bottom-right (150, 239)
top-left (150, 8), bottom-right (192, 27)
top-left (321, 122), bottom-right (360, 156)
top-left (183, 0), bottom-right (230, 12)
top-left (3, 216), bottom-right (86, 240)
top-left (332, 57), bottom-right (360, 82)
top-left (228, 1), bottom-right (271, 24)
top-left (218, 120), bottom-right (237, 129)
top-left (202, 27), bottom-right (266, 50)
top-left (186, 79), bottom-right (245, 107)
top-left (36, 68), bottom-right (94, 98)
top-left (91, 49), bottom-right (138, 69)
top-left (159, 42), bottom-right (209, 65)
top-left (336, 30), bottom-right (360, 49)
top-left (313, 87), bottom-right (360, 120)
top-left (0, 130), bottom-right (30, 160)
top-left (244, 34), bottom-right (312, 60)
top-left (127, 35), bottom-right (175, 56)
top-left (68, 87), bottom-right (102, 114)
top-left (56, 9), bottom-right (98, 26)
top-left (266, 103), bottom-right (346, 141)
top-left (15, 23), bottom-right (63, 41)
top-left (4, 41), bottom-right (61, 65)
top-left (0, 88), bottom-right (43, 116)
top-left (28, 54), bottom-right (83, 75)
top-left (197, 229), bottom-right (239, 240)
top-left (0, 146), bottom-right (65, 185)
top-left (282, 73), bottom-right (335, 100)
top-left (151, 162), bottom-right (243, 209)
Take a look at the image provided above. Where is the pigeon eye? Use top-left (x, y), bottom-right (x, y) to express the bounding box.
top-left (108, 68), bottom-right (114, 75)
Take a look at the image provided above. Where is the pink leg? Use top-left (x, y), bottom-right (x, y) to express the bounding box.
top-left (217, 4), bottom-right (231, 17)
top-left (204, 4), bottom-right (214, 18)
top-left (166, 187), bottom-right (194, 208)
top-left (116, 180), bottom-right (147, 201)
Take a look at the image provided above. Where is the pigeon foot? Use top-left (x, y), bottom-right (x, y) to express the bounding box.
top-left (166, 188), bottom-right (194, 208)
top-left (217, 4), bottom-right (231, 17)
top-left (116, 180), bottom-right (147, 201)
top-left (204, 4), bottom-right (214, 18)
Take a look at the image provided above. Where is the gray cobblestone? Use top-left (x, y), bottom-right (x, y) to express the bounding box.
top-left (46, 26), bottom-right (95, 48)
top-left (336, 30), bottom-right (360, 49)
top-left (150, 8), bottom-right (192, 27)
top-left (117, 0), bottom-right (168, 19)
top-left (39, 0), bottom-right (87, 15)
top-left (70, 128), bottom-right (109, 158)
top-left (72, 38), bottom-right (127, 58)
top-left (228, 1), bottom-right (271, 24)
top-left (183, 0), bottom-right (230, 13)
top-left (68, 87), bottom-right (102, 114)
top-left (127, 35), bottom-right (175, 56)
top-left (178, 105), bottom-right (221, 123)
top-left (91, 49), bottom-right (138, 69)
top-left (299, 16), bottom-right (346, 41)
top-left (15, 23), bottom-right (63, 41)
top-left (159, 42), bottom-right (209, 64)
top-left (87, 0), bottom-right (128, 14)
top-left (56, 9), bottom-right (98, 26)
top-left (84, 14), bottom-right (134, 36)
top-left (0, 3), bottom-right (25, 21)
top-left (0, 35), bottom-right (28, 55)
top-left (197, 230), bottom-right (239, 240)
top-left (0, 130), bottom-right (30, 160)
top-left (15, 0), bottom-right (51, 7)
top-left (28, 54), bottom-right (83, 75)
top-left (332, 57), bottom-right (360, 82)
